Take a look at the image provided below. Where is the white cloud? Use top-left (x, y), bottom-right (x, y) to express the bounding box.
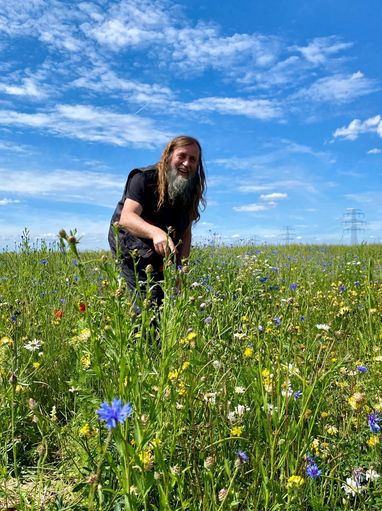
top-left (334, 115), bottom-right (382, 141)
top-left (186, 96), bottom-right (282, 120)
top-left (233, 202), bottom-right (275, 212)
top-left (294, 36), bottom-right (353, 65)
top-left (260, 192), bottom-right (287, 201)
top-left (0, 198), bottom-right (21, 206)
top-left (0, 167), bottom-right (125, 207)
top-left (295, 71), bottom-right (377, 104)
top-left (0, 77), bottom-right (45, 99)
top-left (0, 105), bottom-right (171, 147)
top-left (368, 148), bottom-right (382, 154)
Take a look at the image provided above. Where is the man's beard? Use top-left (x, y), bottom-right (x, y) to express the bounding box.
top-left (166, 165), bottom-right (197, 206)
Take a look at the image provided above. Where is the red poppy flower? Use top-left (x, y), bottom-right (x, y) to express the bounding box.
top-left (54, 309), bottom-right (64, 319)
top-left (79, 303), bottom-right (87, 313)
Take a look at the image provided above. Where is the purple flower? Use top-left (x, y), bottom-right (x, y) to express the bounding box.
top-left (39, 259), bottom-right (48, 265)
top-left (204, 316), bottom-right (213, 325)
top-left (293, 390), bottom-right (303, 400)
top-left (290, 283), bottom-right (298, 291)
top-left (368, 413), bottom-right (382, 433)
top-left (236, 450), bottom-right (249, 463)
top-left (306, 462), bottom-right (322, 478)
top-left (356, 365), bottom-right (368, 373)
top-left (339, 284), bottom-right (347, 292)
top-left (97, 398), bottom-right (133, 429)
top-left (273, 316), bottom-right (281, 327)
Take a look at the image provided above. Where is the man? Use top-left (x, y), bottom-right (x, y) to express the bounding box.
top-left (108, 135), bottom-right (206, 306)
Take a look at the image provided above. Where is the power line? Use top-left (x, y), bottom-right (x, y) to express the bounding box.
top-left (342, 208), bottom-right (366, 245)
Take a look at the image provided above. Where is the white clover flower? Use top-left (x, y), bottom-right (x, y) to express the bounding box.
top-left (234, 386), bottom-right (245, 394)
top-left (212, 360), bottom-right (222, 370)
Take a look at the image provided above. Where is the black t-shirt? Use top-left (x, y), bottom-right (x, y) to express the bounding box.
top-left (108, 165), bottom-right (191, 268)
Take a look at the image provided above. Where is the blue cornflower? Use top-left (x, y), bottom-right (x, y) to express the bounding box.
top-left (368, 413), bottom-right (382, 433)
top-left (293, 390), bottom-right (303, 400)
top-left (39, 259), bottom-right (48, 265)
top-left (354, 281), bottom-right (360, 287)
top-left (72, 259), bottom-right (79, 266)
top-left (97, 398), bottom-right (133, 429)
top-left (236, 450), bottom-right (249, 463)
top-left (356, 365), bottom-right (368, 373)
top-left (290, 283), bottom-right (298, 290)
top-left (306, 462), bottom-right (322, 478)
top-left (339, 284), bottom-right (347, 292)
top-left (259, 276), bottom-right (268, 283)
top-left (273, 316), bottom-right (281, 327)
top-left (299, 315), bottom-right (305, 321)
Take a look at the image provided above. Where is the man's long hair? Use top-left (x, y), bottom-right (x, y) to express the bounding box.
top-left (156, 135), bottom-right (206, 223)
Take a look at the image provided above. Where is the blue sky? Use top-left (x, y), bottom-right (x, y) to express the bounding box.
top-left (1, 0), bottom-right (381, 250)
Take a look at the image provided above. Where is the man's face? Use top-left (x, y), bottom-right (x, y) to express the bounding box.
top-left (168, 143), bottom-right (200, 178)
top-left (166, 143), bottom-right (200, 204)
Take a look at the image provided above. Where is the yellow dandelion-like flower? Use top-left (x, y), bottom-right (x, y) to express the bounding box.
top-left (32, 362), bottom-right (41, 369)
top-left (320, 411), bottom-right (330, 419)
top-left (230, 426), bottom-right (243, 437)
top-left (367, 435), bottom-right (380, 447)
top-left (243, 347), bottom-right (254, 358)
top-left (286, 475), bottom-right (304, 489)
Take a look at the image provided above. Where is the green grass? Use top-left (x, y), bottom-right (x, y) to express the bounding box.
top-left (1, 235), bottom-right (382, 510)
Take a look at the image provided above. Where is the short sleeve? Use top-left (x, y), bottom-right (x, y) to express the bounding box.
top-left (125, 171), bottom-right (146, 205)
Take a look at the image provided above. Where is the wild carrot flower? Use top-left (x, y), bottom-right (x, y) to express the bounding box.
top-left (97, 398), bottom-right (133, 429)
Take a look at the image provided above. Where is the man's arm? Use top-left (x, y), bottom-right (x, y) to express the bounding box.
top-left (177, 223), bottom-right (192, 264)
top-left (119, 198), bottom-right (176, 257)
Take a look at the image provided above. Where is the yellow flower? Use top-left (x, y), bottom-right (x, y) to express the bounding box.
top-left (168, 369), bottom-right (180, 381)
top-left (320, 411), bottom-right (330, 419)
top-left (287, 475), bottom-right (304, 489)
top-left (367, 435), bottom-right (380, 447)
top-left (139, 449), bottom-right (154, 471)
top-left (243, 347), bottom-right (254, 358)
top-left (325, 425), bottom-right (338, 436)
top-left (181, 361), bottom-right (190, 372)
top-left (80, 354), bottom-right (91, 369)
top-left (32, 362), bottom-right (41, 369)
top-left (0, 336), bottom-right (13, 347)
top-left (230, 426), bottom-right (243, 437)
top-left (79, 423), bottom-right (97, 439)
top-left (348, 392), bottom-right (365, 410)
top-left (78, 328), bottom-right (91, 342)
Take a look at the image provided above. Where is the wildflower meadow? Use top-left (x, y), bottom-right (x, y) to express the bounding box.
top-left (1, 231), bottom-right (382, 510)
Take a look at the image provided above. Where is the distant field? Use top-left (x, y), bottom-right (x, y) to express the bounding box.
top-left (1, 239), bottom-right (382, 510)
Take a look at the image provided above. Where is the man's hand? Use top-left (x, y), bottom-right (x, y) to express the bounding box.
top-left (152, 229), bottom-right (176, 257)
